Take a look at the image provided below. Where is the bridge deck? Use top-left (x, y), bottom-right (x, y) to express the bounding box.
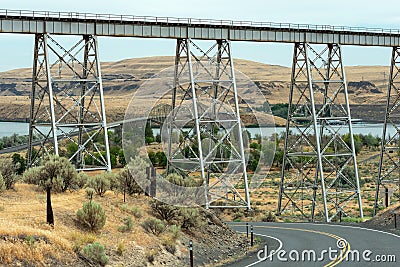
top-left (0, 9), bottom-right (400, 46)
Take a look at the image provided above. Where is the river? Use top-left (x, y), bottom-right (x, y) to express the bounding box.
top-left (1, 121), bottom-right (396, 139)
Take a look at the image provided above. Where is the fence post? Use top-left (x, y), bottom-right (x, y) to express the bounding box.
top-left (189, 240), bottom-right (194, 267)
top-left (384, 187), bottom-right (389, 207)
top-left (250, 225), bottom-right (254, 246)
top-left (246, 222), bottom-right (249, 238)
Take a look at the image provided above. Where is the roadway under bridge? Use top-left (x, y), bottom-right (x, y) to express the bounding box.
top-left (0, 9), bottom-right (399, 222)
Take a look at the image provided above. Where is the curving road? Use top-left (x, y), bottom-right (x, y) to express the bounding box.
top-left (227, 222), bottom-right (400, 267)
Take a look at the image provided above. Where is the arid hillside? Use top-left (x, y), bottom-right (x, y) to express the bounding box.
top-left (0, 57), bottom-right (391, 123)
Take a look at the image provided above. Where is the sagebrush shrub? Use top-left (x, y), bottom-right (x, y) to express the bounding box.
top-left (150, 200), bottom-right (201, 230)
top-left (118, 216), bottom-right (133, 232)
top-left (116, 163), bottom-right (146, 197)
top-left (167, 225), bottom-right (181, 240)
top-left (141, 218), bottom-right (165, 236)
top-left (22, 166), bottom-right (41, 185)
top-left (75, 172), bottom-right (90, 189)
top-left (0, 173), bottom-right (5, 192)
top-left (180, 208), bottom-right (201, 230)
top-left (85, 187), bottom-right (95, 200)
top-left (81, 242), bottom-right (109, 266)
top-left (150, 200), bottom-right (180, 223)
top-left (130, 206), bottom-right (142, 218)
top-left (87, 173), bottom-right (110, 197)
top-left (40, 155), bottom-right (78, 192)
top-left (0, 158), bottom-right (18, 190)
top-left (145, 249), bottom-right (158, 263)
top-left (121, 204), bottom-right (142, 218)
top-left (76, 201), bottom-right (106, 231)
top-left (162, 237), bottom-right (176, 254)
top-left (261, 211), bottom-right (276, 222)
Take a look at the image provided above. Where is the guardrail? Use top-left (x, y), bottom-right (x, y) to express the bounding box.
top-left (0, 9), bottom-right (399, 34)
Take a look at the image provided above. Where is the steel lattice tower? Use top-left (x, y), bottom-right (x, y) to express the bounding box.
top-left (27, 33), bottom-right (111, 171)
top-left (278, 43), bottom-right (363, 222)
top-left (374, 47), bottom-right (400, 215)
top-left (165, 39), bottom-right (251, 209)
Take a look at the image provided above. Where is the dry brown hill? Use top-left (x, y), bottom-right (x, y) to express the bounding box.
top-left (0, 56), bottom-right (390, 103)
top-left (0, 57), bottom-right (391, 123)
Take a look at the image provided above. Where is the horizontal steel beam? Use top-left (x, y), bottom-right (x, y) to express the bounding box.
top-left (0, 10), bottom-right (400, 46)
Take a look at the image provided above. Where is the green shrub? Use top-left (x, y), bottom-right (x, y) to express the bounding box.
top-left (233, 211), bottom-right (244, 220)
top-left (162, 237), bottom-right (176, 254)
top-left (180, 208), bottom-right (201, 230)
top-left (168, 225), bottom-right (181, 240)
top-left (22, 166), bottom-right (41, 185)
top-left (39, 155), bottom-right (78, 193)
top-left (0, 158), bottom-right (18, 190)
top-left (75, 172), bottom-right (89, 189)
top-left (261, 211), bottom-right (276, 222)
top-left (141, 218), bottom-right (166, 236)
top-left (85, 187), bottom-right (95, 200)
top-left (341, 217), bottom-right (364, 223)
top-left (76, 201), bottom-right (106, 231)
top-left (81, 242), bottom-right (109, 266)
top-left (88, 173), bottom-right (111, 197)
top-left (155, 151), bottom-right (167, 167)
top-left (0, 173), bottom-right (5, 193)
top-left (12, 153), bottom-right (26, 175)
top-left (116, 165), bottom-right (145, 198)
top-left (116, 242), bottom-right (125, 256)
top-left (150, 200), bottom-right (181, 224)
top-left (145, 249), bottom-right (158, 263)
top-left (130, 206), bottom-right (142, 218)
top-left (118, 216), bottom-right (134, 232)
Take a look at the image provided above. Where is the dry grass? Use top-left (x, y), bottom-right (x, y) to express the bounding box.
top-left (0, 182), bottom-right (185, 265)
top-left (0, 221), bottom-right (74, 265)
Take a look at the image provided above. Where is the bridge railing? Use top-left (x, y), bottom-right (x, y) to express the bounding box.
top-left (0, 9), bottom-right (399, 34)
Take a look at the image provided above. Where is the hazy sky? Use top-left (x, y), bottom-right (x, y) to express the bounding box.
top-left (0, 0), bottom-right (398, 71)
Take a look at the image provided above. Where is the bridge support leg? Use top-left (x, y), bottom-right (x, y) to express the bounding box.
top-left (166, 39), bottom-right (251, 209)
top-left (278, 43), bottom-right (363, 222)
top-left (27, 33), bottom-right (111, 171)
top-left (374, 46), bottom-right (400, 215)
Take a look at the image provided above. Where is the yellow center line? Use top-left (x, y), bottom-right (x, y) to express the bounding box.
top-left (230, 224), bottom-right (350, 266)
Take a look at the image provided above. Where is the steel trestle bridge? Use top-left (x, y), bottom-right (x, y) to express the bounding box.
top-left (1, 9), bottom-right (399, 221)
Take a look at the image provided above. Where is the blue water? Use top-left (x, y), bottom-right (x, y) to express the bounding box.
top-left (0, 122), bottom-right (29, 137)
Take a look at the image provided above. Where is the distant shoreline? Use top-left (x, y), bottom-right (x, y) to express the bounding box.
top-left (0, 118), bottom-right (28, 123)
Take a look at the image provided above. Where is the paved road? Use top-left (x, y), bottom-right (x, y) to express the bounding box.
top-left (227, 222), bottom-right (400, 267)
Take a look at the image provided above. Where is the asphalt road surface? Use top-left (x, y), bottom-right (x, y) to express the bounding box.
top-left (227, 222), bottom-right (400, 267)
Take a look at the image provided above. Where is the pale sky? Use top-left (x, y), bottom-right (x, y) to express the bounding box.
top-left (0, 0), bottom-right (398, 71)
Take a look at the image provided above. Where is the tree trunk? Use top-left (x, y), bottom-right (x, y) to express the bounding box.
top-left (46, 186), bottom-right (54, 226)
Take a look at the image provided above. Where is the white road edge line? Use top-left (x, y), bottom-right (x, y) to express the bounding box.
top-left (278, 222), bottom-right (400, 239)
top-left (231, 222), bottom-right (399, 266)
top-left (235, 230), bottom-right (283, 267)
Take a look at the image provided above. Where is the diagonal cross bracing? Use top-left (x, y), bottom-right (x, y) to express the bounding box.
top-left (375, 47), bottom-right (400, 214)
top-left (166, 39), bottom-right (251, 209)
top-left (27, 33), bottom-right (111, 171)
top-left (278, 43), bottom-right (363, 222)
